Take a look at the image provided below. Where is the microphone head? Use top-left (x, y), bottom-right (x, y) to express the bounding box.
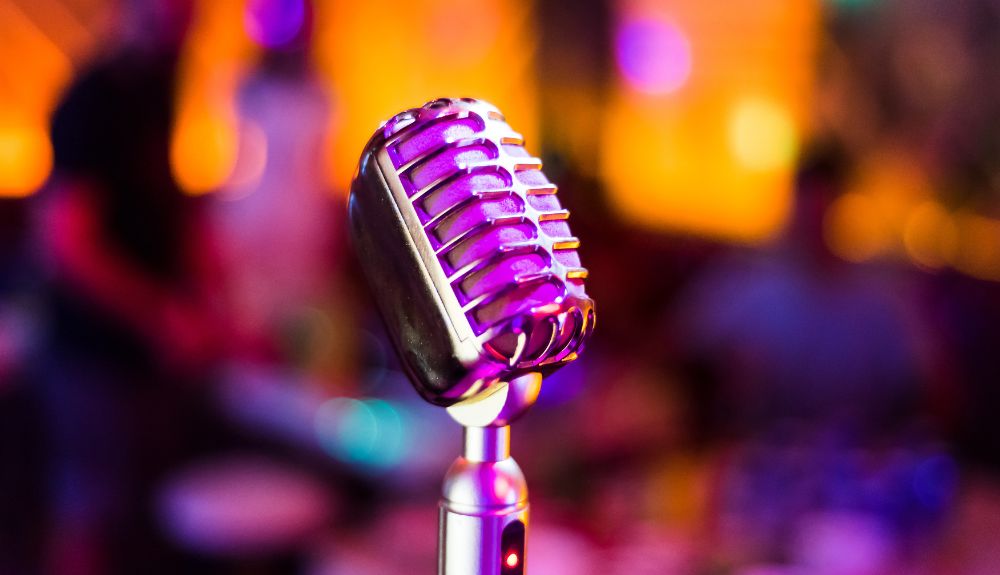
top-left (349, 98), bottom-right (594, 409)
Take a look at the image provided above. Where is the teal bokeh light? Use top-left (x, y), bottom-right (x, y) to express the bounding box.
top-left (314, 397), bottom-right (410, 470)
top-left (828, 0), bottom-right (879, 10)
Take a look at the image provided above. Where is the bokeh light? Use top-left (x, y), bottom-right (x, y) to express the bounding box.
top-left (171, 0), bottom-right (256, 195)
top-left (828, 0), bottom-right (879, 9)
top-left (314, 397), bottom-right (409, 470)
top-left (824, 192), bottom-right (894, 262)
top-left (312, 0), bottom-right (537, 189)
top-left (953, 213), bottom-right (1000, 282)
top-left (171, 107), bottom-right (240, 195)
top-left (728, 98), bottom-right (798, 172)
top-left (425, 0), bottom-right (501, 67)
top-left (244, 0), bottom-right (307, 49)
top-left (0, 123), bottom-right (52, 197)
top-left (615, 15), bottom-right (692, 95)
top-left (0, 0), bottom-right (94, 197)
top-left (902, 201), bottom-right (958, 270)
top-left (601, 0), bottom-right (818, 242)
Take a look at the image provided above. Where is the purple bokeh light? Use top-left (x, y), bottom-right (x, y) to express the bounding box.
top-left (615, 15), bottom-right (692, 95)
top-left (244, 0), bottom-right (307, 49)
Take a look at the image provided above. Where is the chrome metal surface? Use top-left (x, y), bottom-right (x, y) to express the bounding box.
top-left (348, 98), bottom-right (594, 409)
top-left (463, 426), bottom-right (511, 462)
top-left (349, 98), bottom-right (598, 575)
top-left (439, 424), bottom-right (528, 575)
top-left (446, 372), bottom-right (542, 428)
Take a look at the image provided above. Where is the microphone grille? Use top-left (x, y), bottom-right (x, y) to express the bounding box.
top-left (380, 98), bottom-right (594, 370)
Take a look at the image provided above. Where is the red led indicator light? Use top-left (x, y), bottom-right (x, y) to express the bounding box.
top-left (501, 520), bottom-right (525, 574)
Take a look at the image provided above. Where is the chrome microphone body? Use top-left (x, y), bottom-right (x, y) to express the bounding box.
top-left (349, 98), bottom-right (594, 575)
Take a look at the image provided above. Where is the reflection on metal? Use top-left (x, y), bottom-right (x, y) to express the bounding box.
top-left (349, 98), bottom-right (594, 575)
top-left (349, 98), bottom-right (594, 409)
top-left (440, 425), bottom-right (528, 575)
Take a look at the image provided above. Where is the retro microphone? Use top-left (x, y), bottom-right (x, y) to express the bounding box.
top-left (349, 98), bottom-right (594, 575)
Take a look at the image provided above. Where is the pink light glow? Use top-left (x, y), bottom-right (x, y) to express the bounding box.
top-left (615, 15), bottom-right (692, 95)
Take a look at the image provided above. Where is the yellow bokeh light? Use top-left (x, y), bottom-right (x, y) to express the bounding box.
top-left (728, 97), bottom-right (798, 172)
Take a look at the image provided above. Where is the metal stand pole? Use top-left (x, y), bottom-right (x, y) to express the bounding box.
top-left (438, 426), bottom-right (528, 575)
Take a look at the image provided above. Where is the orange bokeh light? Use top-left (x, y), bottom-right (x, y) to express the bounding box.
top-left (171, 0), bottom-right (257, 195)
top-left (0, 0), bottom-right (91, 197)
top-left (0, 123), bottom-right (53, 197)
top-left (312, 0), bottom-right (538, 191)
top-left (601, 0), bottom-right (819, 242)
top-left (953, 213), bottom-right (1000, 282)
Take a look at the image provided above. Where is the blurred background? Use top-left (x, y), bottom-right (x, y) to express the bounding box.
top-left (1, 0), bottom-right (999, 573)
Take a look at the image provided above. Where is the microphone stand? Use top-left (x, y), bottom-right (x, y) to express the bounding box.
top-left (438, 373), bottom-right (541, 575)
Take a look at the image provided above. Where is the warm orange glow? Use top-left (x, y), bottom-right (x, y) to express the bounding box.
top-left (821, 148), bottom-right (1000, 281)
top-left (902, 201), bottom-right (958, 270)
top-left (313, 0), bottom-right (538, 191)
top-left (601, 0), bottom-right (819, 242)
top-left (0, 1), bottom-right (75, 118)
top-left (171, 0), bottom-right (257, 195)
top-left (824, 192), bottom-right (893, 262)
top-left (0, 123), bottom-right (53, 197)
top-left (10, 0), bottom-right (96, 63)
top-left (825, 148), bottom-right (933, 262)
top-left (953, 213), bottom-right (1000, 282)
top-left (0, 0), bottom-right (100, 196)
top-left (171, 107), bottom-right (241, 195)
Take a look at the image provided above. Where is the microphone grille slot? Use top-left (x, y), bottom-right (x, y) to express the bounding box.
top-left (386, 98), bottom-right (592, 369)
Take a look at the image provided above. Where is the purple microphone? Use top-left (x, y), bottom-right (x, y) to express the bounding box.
top-left (349, 98), bottom-right (595, 575)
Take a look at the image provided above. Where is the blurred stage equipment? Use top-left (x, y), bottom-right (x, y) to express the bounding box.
top-left (349, 98), bottom-right (595, 575)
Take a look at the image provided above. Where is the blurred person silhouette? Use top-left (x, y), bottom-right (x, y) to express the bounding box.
top-left (33, 1), bottom-right (230, 573)
top-left (212, 0), bottom-right (357, 385)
